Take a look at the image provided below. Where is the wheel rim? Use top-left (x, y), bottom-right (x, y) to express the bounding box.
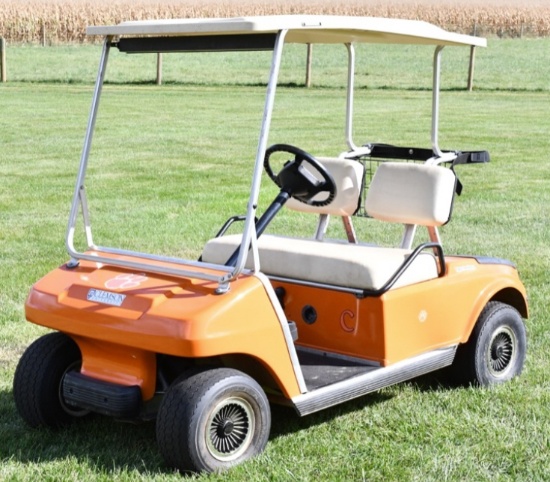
top-left (486, 325), bottom-right (517, 378)
top-left (206, 396), bottom-right (255, 462)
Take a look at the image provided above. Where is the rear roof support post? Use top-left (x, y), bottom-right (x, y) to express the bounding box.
top-left (430, 46), bottom-right (458, 164)
top-left (431, 45), bottom-right (445, 158)
top-left (345, 43), bottom-right (357, 151)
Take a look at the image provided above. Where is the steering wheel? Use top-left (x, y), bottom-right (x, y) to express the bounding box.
top-left (264, 144), bottom-right (336, 206)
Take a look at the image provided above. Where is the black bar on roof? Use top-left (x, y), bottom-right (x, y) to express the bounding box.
top-left (367, 144), bottom-right (436, 161)
top-left (366, 144), bottom-right (489, 164)
top-left (116, 34), bottom-right (278, 53)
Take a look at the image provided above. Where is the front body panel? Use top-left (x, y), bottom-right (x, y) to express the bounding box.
top-left (25, 253), bottom-right (303, 400)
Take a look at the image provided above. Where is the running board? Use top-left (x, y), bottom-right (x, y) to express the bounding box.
top-left (292, 346), bottom-right (457, 416)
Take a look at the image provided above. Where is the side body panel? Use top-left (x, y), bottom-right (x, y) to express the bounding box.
top-left (274, 256), bottom-right (527, 366)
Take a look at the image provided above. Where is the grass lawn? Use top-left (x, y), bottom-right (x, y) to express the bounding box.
top-left (0, 38), bottom-right (549, 481)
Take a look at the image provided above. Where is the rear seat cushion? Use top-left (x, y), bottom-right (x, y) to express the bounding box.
top-left (202, 234), bottom-right (438, 291)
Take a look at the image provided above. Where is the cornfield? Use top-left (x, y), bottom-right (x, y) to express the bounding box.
top-left (1, 0), bottom-right (550, 44)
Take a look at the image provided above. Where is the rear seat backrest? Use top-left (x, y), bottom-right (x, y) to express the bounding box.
top-left (365, 162), bottom-right (456, 226)
top-left (285, 157), bottom-right (364, 216)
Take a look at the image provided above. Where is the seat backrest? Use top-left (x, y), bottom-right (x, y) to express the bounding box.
top-left (365, 162), bottom-right (456, 226)
top-left (285, 157), bottom-right (364, 216)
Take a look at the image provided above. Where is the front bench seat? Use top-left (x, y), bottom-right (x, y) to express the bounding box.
top-left (202, 160), bottom-right (456, 291)
top-left (201, 234), bottom-right (438, 290)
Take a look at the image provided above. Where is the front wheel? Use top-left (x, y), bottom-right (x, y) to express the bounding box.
top-left (156, 368), bottom-right (271, 473)
top-left (13, 332), bottom-right (90, 428)
top-left (452, 301), bottom-right (527, 386)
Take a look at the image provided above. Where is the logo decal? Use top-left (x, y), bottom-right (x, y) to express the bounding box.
top-left (456, 265), bottom-right (476, 273)
top-left (87, 289), bottom-right (126, 307)
top-left (105, 273), bottom-right (148, 290)
top-left (340, 310), bottom-right (356, 333)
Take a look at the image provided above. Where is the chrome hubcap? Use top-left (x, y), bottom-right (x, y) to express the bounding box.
top-left (487, 326), bottom-right (517, 377)
top-left (206, 397), bottom-right (254, 462)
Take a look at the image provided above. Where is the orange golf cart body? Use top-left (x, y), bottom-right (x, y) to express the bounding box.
top-left (15, 16), bottom-right (528, 473)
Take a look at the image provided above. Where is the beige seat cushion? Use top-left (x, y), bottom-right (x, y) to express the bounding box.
top-left (202, 234), bottom-right (438, 291)
top-left (365, 162), bottom-right (456, 226)
top-left (285, 157), bottom-right (364, 216)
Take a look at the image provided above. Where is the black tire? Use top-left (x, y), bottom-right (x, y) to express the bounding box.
top-left (156, 368), bottom-right (271, 473)
top-left (451, 301), bottom-right (527, 386)
top-left (13, 332), bottom-right (90, 428)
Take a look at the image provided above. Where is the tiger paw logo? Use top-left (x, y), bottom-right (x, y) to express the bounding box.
top-left (105, 273), bottom-right (148, 290)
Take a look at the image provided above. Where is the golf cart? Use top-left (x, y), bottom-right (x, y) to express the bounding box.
top-left (14, 16), bottom-right (528, 473)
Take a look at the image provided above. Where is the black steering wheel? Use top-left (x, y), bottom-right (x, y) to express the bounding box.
top-left (264, 144), bottom-right (336, 207)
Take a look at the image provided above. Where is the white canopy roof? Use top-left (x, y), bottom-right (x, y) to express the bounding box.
top-left (87, 15), bottom-right (486, 48)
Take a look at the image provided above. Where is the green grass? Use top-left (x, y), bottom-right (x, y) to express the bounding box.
top-left (1, 39), bottom-right (550, 481)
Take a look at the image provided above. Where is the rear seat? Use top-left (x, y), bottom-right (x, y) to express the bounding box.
top-left (202, 159), bottom-right (456, 291)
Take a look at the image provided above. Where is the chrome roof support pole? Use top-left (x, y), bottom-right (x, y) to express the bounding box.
top-left (343, 43), bottom-right (370, 158)
top-left (66, 37), bottom-right (111, 260)
top-left (223, 29), bottom-right (288, 285)
top-left (430, 45), bottom-right (455, 164)
top-left (431, 45), bottom-right (444, 159)
top-left (345, 43), bottom-right (357, 152)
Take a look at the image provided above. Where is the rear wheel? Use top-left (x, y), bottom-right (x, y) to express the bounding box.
top-left (13, 332), bottom-right (90, 428)
top-left (156, 368), bottom-right (271, 473)
top-left (452, 301), bottom-right (527, 386)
